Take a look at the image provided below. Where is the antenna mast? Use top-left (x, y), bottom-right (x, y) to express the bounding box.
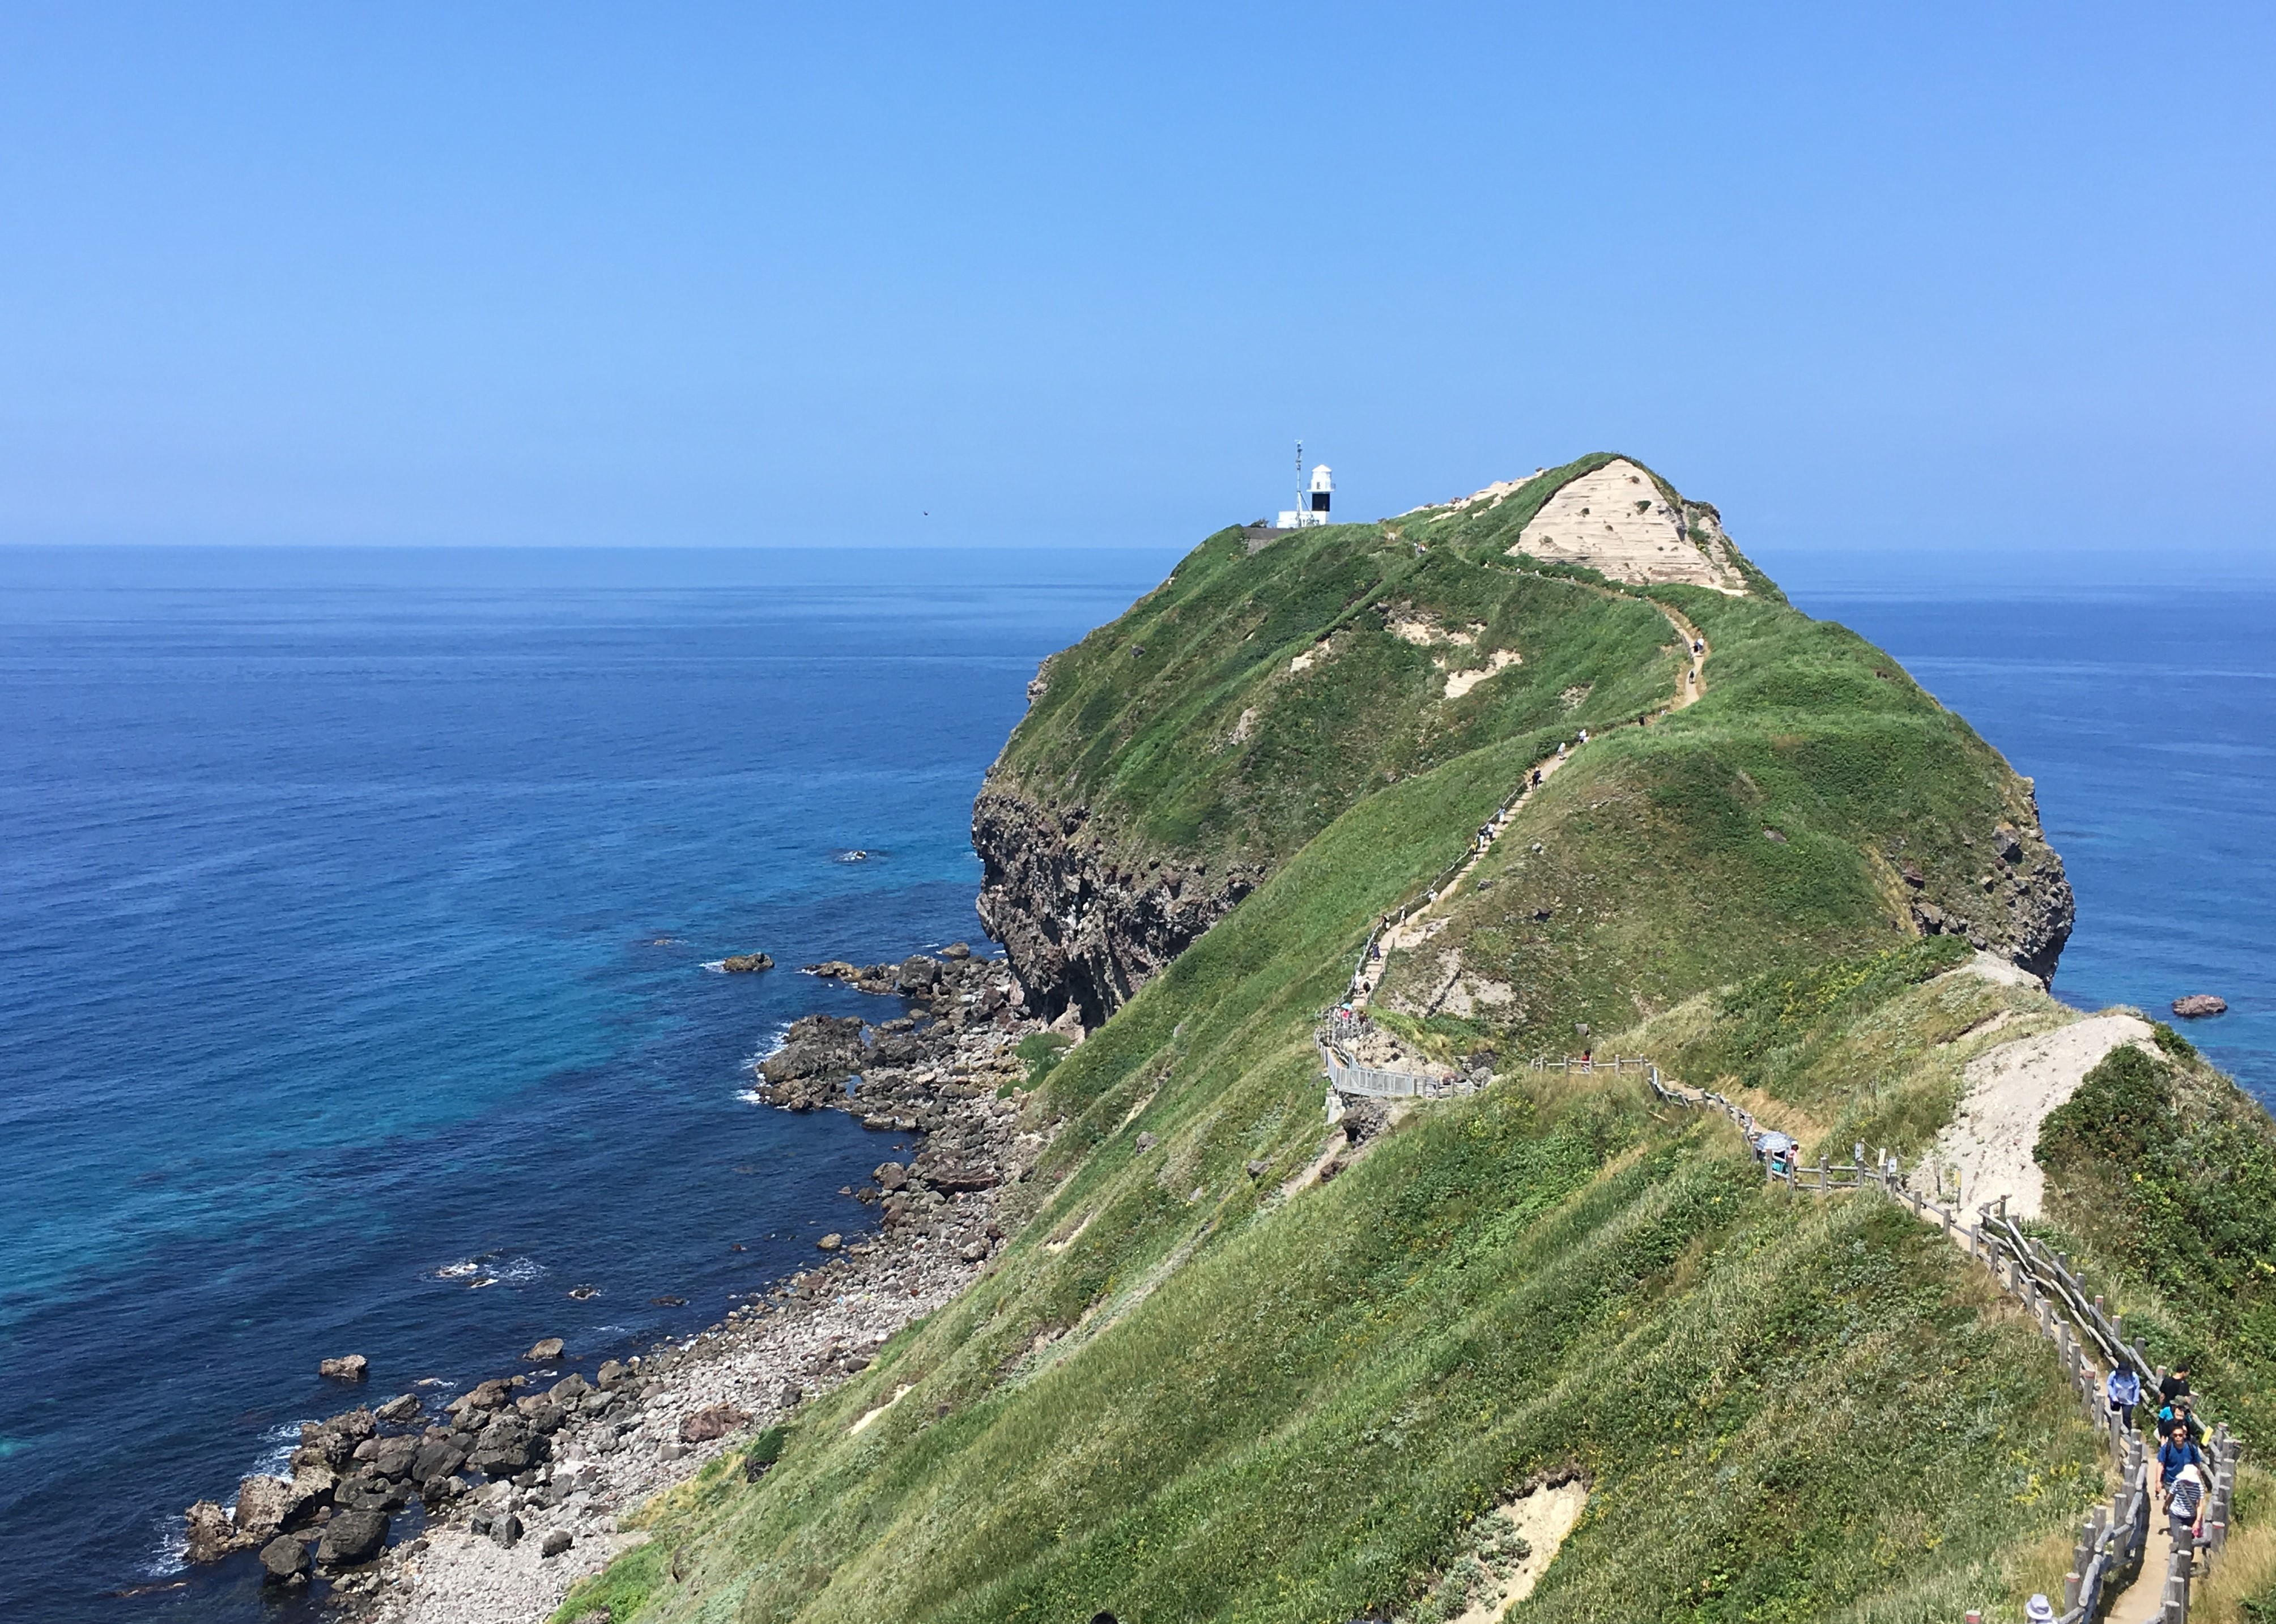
top-left (1295, 440), bottom-right (1303, 527)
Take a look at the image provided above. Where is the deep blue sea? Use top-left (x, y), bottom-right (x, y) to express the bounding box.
top-left (0, 547), bottom-right (2268, 1620)
top-left (0, 547), bottom-right (1175, 1619)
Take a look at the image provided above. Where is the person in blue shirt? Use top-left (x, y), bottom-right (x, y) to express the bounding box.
top-left (2108, 1363), bottom-right (2142, 1430)
top-left (2159, 1421), bottom-right (2208, 1520)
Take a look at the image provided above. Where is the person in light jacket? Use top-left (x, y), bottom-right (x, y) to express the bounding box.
top-left (2107, 1363), bottom-right (2142, 1431)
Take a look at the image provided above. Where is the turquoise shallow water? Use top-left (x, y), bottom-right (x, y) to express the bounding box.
top-left (0, 547), bottom-right (2266, 1619)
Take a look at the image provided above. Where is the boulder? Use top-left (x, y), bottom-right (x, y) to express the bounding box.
top-left (542, 1529), bottom-right (575, 1558)
top-left (721, 953), bottom-right (773, 973)
top-left (517, 1397), bottom-right (567, 1434)
top-left (2173, 994), bottom-right (2228, 1018)
top-left (816, 1234), bottom-right (842, 1252)
top-left (596, 1359), bottom-right (629, 1387)
top-left (525, 1337), bottom-right (566, 1362)
top-left (184, 1499), bottom-right (239, 1563)
top-left (231, 1475), bottom-right (300, 1543)
top-left (332, 1474), bottom-right (400, 1512)
top-left (367, 1435), bottom-right (419, 1480)
top-left (258, 1534), bottom-right (310, 1584)
top-left (873, 1162), bottom-right (909, 1192)
top-left (374, 1392), bottom-right (422, 1424)
top-left (679, 1404), bottom-right (751, 1444)
top-left (411, 1438), bottom-right (469, 1482)
top-left (469, 1415), bottom-right (547, 1477)
top-left (317, 1507), bottom-right (388, 1566)
top-left (548, 1372), bottom-right (592, 1405)
top-left (942, 941), bottom-right (972, 960)
top-left (491, 1513), bottom-right (522, 1549)
top-left (318, 1354), bottom-right (369, 1383)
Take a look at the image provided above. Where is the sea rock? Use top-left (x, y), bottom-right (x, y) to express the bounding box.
top-left (525, 1337), bottom-right (566, 1362)
top-left (816, 1234), bottom-right (842, 1252)
top-left (411, 1438), bottom-right (469, 1482)
top-left (258, 1534), bottom-right (311, 1583)
top-left (517, 1398), bottom-right (567, 1434)
top-left (596, 1359), bottom-right (629, 1388)
top-left (760, 1015), bottom-right (867, 1084)
top-left (184, 1499), bottom-right (239, 1563)
top-left (722, 953), bottom-right (773, 973)
top-left (942, 941), bottom-right (972, 960)
top-left (231, 1474), bottom-right (303, 1542)
top-left (332, 1473), bottom-right (402, 1512)
top-left (873, 1161), bottom-right (909, 1192)
top-left (468, 1415), bottom-right (547, 1477)
top-left (2173, 994), bottom-right (2228, 1018)
top-left (461, 1378), bottom-right (514, 1413)
top-left (542, 1529), bottom-right (575, 1558)
top-left (317, 1507), bottom-right (388, 1566)
top-left (374, 1392), bottom-right (422, 1423)
top-left (549, 1373), bottom-right (592, 1404)
top-left (367, 1435), bottom-right (418, 1480)
top-left (318, 1354), bottom-right (369, 1383)
top-left (680, 1404), bottom-right (751, 1444)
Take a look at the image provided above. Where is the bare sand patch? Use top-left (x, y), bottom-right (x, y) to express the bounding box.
top-left (1511, 460), bottom-right (1745, 593)
top-left (848, 1383), bottom-right (913, 1436)
top-left (1445, 650), bottom-right (1521, 700)
top-left (1932, 1011), bottom-right (2157, 1219)
top-left (1444, 1478), bottom-right (1590, 1623)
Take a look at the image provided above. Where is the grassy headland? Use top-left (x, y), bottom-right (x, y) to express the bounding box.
top-left (554, 458), bottom-right (2272, 1623)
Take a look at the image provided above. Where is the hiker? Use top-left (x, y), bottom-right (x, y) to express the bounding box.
top-left (1530, 769), bottom-right (1542, 787)
top-left (1578, 728), bottom-right (1589, 744)
top-left (1692, 638), bottom-right (1703, 655)
top-left (2168, 1460), bottom-right (2207, 1550)
top-left (2023, 1596), bottom-right (2056, 1624)
top-left (2160, 1364), bottom-right (2193, 1407)
top-left (2159, 1421), bottom-right (2207, 1515)
top-left (2107, 1363), bottom-right (2142, 1430)
top-left (2158, 1392), bottom-right (2206, 1446)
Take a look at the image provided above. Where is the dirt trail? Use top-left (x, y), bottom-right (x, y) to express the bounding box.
top-left (1350, 591), bottom-right (1708, 1006)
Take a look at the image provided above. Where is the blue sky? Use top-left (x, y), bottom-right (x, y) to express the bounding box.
top-left (2, 3), bottom-right (2270, 565)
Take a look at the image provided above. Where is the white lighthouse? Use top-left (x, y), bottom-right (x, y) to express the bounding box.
top-left (1275, 452), bottom-right (1335, 529)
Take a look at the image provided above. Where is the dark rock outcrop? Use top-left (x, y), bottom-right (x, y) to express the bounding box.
top-left (722, 953), bottom-right (773, 973)
top-left (1901, 799), bottom-right (2074, 984)
top-left (972, 785), bottom-right (1257, 1028)
top-left (317, 1507), bottom-right (388, 1566)
top-left (258, 1534), bottom-right (310, 1583)
top-left (2174, 994), bottom-right (2228, 1018)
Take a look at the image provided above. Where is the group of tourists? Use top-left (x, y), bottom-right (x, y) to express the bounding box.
top-left (2106, 1361), bottom-right (2215, 1551)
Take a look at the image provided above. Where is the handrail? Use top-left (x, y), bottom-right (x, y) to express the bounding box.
top-left (1627, 1059), bottom-right (2244, 1623)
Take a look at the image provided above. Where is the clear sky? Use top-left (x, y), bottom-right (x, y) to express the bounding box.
top-left (2, 3), bottom-right (2270, 564)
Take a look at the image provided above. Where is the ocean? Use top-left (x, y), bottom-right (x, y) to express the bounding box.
top-left (0, 547), bottom-right (1175, 1619)
top-left (0, 547), bottom-right (2267, 1619)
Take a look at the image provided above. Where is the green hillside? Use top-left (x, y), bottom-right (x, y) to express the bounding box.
top-left (556, 458), bottom-right (2273, 1623)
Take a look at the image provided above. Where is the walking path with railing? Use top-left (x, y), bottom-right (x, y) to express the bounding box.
top-left (1627, 1058), bottom-right (2245, 1624)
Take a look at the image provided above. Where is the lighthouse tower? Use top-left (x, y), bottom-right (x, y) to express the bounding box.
top-left (1277, 454), bottom-right (1337, 530)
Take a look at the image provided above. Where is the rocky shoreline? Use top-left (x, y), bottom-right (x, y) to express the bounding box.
top-left (175, 946), bottom-right (1054, 1624)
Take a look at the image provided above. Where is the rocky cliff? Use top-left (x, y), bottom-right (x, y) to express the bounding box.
top-left (972, 781), bottom-right (1257, 1029)
top-left (1899, 794), bottom-right (2075, 983)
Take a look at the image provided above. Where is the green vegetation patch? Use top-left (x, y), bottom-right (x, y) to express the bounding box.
top-left (2037, 1043), bottom-right (2276, 1440)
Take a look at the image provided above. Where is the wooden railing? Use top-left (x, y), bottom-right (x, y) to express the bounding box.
top-left (1619, 1058), bottom-right (2246, 1624)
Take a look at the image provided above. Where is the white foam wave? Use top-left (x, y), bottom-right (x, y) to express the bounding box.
top-left (700, 959), bottom-right (728, 974)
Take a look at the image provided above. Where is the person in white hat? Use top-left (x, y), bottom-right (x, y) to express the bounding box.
top-left (2023, 1595), bottom-right (2056, 1624)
